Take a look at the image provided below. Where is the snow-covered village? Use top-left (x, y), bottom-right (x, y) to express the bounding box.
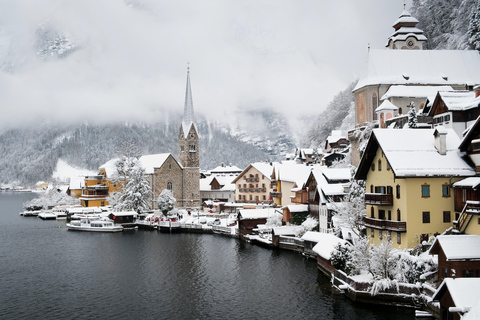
top-left (3, 1), bottom-right (480, 319)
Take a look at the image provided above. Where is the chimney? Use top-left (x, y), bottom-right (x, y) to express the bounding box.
top-left (475, 85), bottom-right (480, 98)
top-left (434, 128), bottom-right (447, 155)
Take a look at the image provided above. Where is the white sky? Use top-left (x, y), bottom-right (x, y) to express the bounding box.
top-left (0, 0), bottom-right (412, 129)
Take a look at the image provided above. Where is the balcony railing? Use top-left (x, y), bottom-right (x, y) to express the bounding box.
top-left (246, 177), bottom-right (259, 182)
top-left (239, 188), bottom-right (267, 193)
top-left (365, 193), bottom-right (393, 206)
top-left (270, 191), bottom-right (282, 198)
top-left (363, 216), bottom-right (406, 232)
top-left (270, 181), bottom-right (277, 188)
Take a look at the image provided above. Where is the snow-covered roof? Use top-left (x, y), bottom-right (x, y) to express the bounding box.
top-left (312, 234), bottom-right (348, 260)
top-left (301, 231), bottom-right (325, 243)
top-left (463, 298), bottom-right (480, 320)
top-left (99, 158), bottom-right (120, 178)
top-left (433, 278), bottom-right (480, 311)
top-left (281, 204), bottom-right (308, 213)
top-left (376, 100), bottom-right (398, 112)
top-left (429, 235), bottom-right (480, 260)
top-left (321, 167), bottom-right (351, 182)
top-left (453, 177), bottom-right (480, 189)
top-left (69, 177), bottom-right (85, 189)
top-left (200, 175), bottom-right (237, 192)
top-left (273, 226), bottom-right (303, 236)
top-left (361, 129), bottom-right (475, 178)
top-left (433, 91), bottom-right (480, 112)
top-left (210, 165), bottom-right (242, 174)
top-left (139, 154), bottom-right (172, 174)
top-left (274, 163), bottom-right (314, 184)
top-left (233, 162), bottom-right (274, 183)
top-left (238, 208), bottom-right (282, 220)
top-left (381, 85), bottom-right (454, 100)
top-left (320, 184), bottom-right (346, 196)
top-left (353, 50), bottom-right (480, 92)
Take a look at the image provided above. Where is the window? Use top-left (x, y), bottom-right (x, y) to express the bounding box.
top-left (387, 162), bottom-right (391, 170)
top-left (371, 163), bottom-right (375, 171)
top-left (243, 184), bottom-right (246, 188)
top-left (398, 107), bottom-right (403, 115)
top-left (169, 164), bottom-right (172, 170)
top-left (249, 195), bottom-right (252, 201)
top-left (397, 209), bottom-right (401, 221)
top-left (465, 270), bottom-right (476, 277)
top-left (180, 146), bottom-right (184, 152)
top-left (442, 184), bottom-right (450, 197)
top-left (371, 207), bottom-right (374, 218)
top-left (462, 189), bottom-right (467, 202)
top-left (397, 232), bottom-right (401, 244)
top-left (167, 182), bottom-right (173, 191)
top-left (101, 201), bottom-right (105, 207)
top-left (388, 210), bottom-right (392, 220)
top-left (478, 217), bottom-right (480, 225)
top-left (443, 211), bottom-right (451, 223)
top-left (372, 92), bottom-right (378, 120)
top-left (396, 185), bottom-right (400, 199)
top-left (189, 145), bottom-right (196, 152)
top-left (378, 160), bottom-right (382, 171)
top-left (263, 195), bottom-right (266, 201)
top-left (421, 184), bottom-right (430, 198)
top-left (370, 185), bottom-right (374, 193)
top-left (262, 183), bottom-right (265, 188)
top-left (387, 186), bottom-right (393, 195)
top-left (238, 184), bottom-right (241, 189)
top-left (379, 210), bottom-right (385, 220)
top-left (422, 211), bottom-right (430, 223)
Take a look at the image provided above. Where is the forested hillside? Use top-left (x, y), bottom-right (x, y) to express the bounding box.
top-left (0, 111), bottom-right (295, 186)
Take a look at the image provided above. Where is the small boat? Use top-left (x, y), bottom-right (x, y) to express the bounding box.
top-left (66, 218), bottom-right (123, 232)
top-left (19, 210), bottom-right (41, 217)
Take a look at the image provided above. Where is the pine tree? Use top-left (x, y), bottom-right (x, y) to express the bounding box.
top-left (469, 0), bottom-right (480, 50)
top-left (116, 166), bottom-right (153, 213)
top-left (407, 102), bottom-right (418, 128)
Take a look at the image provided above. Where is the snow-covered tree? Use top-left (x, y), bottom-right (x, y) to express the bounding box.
top-left (407, 102), bottom-right (417, 128)
top-left (330, 170), bottom-right (366, 237)
top-left (116, 166), bottom-right (152, 212)
top-left (469, 0), bottom-right (480, 50)
top-left (25, 188), bottom-right (80, 210)
top-left (294, 216), bottom-right (319, 237)
top-left (370, 239), bottom-right (397, 280)
top-left (157, 189), bottom-right (176, 215)
top-left (331, 242), bottom-right (355, 275)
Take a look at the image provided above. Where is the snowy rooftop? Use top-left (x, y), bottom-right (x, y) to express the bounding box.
top-left (353, 50), bottom-right (480, 92)
top-left (139, 154), bottom-right (172, 174)
top-left (281, 204), bottom-right (308, 213)
top-left (433, 91), bottom-right (480, 112)
top-left (273, 226), bottom-right (303, 236)
top-left (321, 167), bottom-right (351, 182)
top-left (320, 183), bottom-right (346, 196)
top-left (99, 158), bottom-right (120, 178)
top-left (370, 129), bottom-right (475, 177)
top-left (69, 177), bottom-right (85, 189)
top-left (381, 85), bottom-right (454, 100)
top-left (429, 235), bottom-right (480, 260)
top-left (210, 165), bottom-right (242, 174)
top-left (312, 234), bottom-right (348, 260)
top-left (376, 100), bottom-right (398, 112)
top-left (238, 208), bottom-right (282, 220)
top-left (453, 177), bottom-right (480, 189)
top-left (274, 163), bottom-right (314, 184)
top-left (301, 231), bottom-right (325, 243)
top-left (433, 278), bottom-right (480, 310)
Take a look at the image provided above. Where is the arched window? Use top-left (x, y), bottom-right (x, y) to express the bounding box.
top-left (167, 182), bottom-right (173, 191)
top-left (372, 92), bottom-right (378, 120)
top-left (398, 107), bottom-right (403, 115)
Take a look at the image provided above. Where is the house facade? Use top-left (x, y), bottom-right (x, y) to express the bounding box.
top-left (356, 128), bottom-right (475, 249)
top-left (233, 162), bottom-right (273, 204)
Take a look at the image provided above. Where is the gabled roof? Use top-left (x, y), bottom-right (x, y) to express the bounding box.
top-left (428, 91), bottom-right (480, 117)
top-left (429, 235), bottom-right (480, 260)
top-left (232, 162), bottom-right (274, 183)
top-left (381, 85), bottom-right (454, 101)
top-left (354, 50), bottom-right (480, 92)
top-left (459, 115), bottom-right (480, 152)
top-left (139, 154), bottom-right (174, 174)
top-left (356, 129), bottom-right (475, 180)
top-left (376, 100), bottom-right (398, 112)
top-left (312, 234), bottom-right (348, 260)
top-left (210, 165), bottom-right (242, 174)
top-left (433, 278), bottom-right (480, 310)
top-left (99, 158), bottom-right (120, 178)
top-left (453, 177), bottom-right (480, 189)
top-left (274, 163), bottom-right (314, 184)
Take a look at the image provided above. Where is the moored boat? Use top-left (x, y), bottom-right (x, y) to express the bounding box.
top-left (66, 218), bottom-right (123, 232)
top-left (38, 211), bottom-right (57, 220)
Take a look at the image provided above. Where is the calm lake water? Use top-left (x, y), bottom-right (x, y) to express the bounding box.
top-left (0, 192), bottom-right (414, 319)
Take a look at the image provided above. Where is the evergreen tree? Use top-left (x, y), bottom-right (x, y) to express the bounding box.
top-left (469, 0), bottom-right (480, 50)
top-left (116, 166), bottom-right (153, 213)
top-left (407, 102), bottom-right (418, 128)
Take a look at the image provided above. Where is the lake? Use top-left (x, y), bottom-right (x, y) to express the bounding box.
top-left (0, 192), bottom-right (414, 319)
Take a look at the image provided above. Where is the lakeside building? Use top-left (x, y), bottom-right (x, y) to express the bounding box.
top-left (232, 162), bottom-right (274, 204)
top-left (355, 128), bottom-right (475, 249)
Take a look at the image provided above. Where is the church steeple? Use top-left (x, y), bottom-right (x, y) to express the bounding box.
top-left (182, 64), bottom-right (195, 135)
top-left (179, 65), bottom-right (199, 169)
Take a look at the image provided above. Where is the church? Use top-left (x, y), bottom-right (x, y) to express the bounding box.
top-left (144, 66), bottom-right (200, 209)
top-left (82, 68), bottom-right (200, 210)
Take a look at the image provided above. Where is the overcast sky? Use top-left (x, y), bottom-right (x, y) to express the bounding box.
top-left (0, 0), bottom-right (412, 129)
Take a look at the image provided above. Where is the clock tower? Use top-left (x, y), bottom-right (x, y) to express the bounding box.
top-left (385, 9), bottom-right (427, 50)
top-left (178, 66), bottom-right (200, 208)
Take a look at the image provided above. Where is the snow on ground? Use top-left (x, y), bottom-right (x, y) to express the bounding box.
top-left (52, 159), bottom-right (96, 182)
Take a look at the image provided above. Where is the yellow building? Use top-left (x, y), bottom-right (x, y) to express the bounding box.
top-left (80, 158), bottom-right (122, 208)
top-left (270, 163), bottom-right (315, 207)
top-left (356, 128), bottom-right (475, 249)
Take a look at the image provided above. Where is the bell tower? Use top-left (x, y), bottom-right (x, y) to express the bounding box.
top-left (178, 65), bottom-right (200, 208)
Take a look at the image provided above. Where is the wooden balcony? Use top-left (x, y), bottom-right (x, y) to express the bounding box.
top-left (365, 193), bottom-right (393, 206)
top-left (245, 177), bottom-right (259, 182)
top-left (239, 188), bottom-right (266, 193)
top-left (363, 216), bottom-right (406, 232)
top-left (270, 191), bottom-right (282, 198)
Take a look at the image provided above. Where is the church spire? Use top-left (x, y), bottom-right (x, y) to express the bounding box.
top-left (182, 63), bottom-right (195, 135)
